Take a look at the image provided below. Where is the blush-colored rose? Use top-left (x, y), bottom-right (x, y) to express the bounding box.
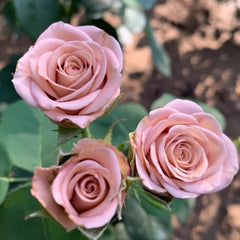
top-left (31, 138), bottom-right (129, 230)
top-left (130, 99), bottom-right (239, 198)
top-left (12, 21), bottom-right (123, 128)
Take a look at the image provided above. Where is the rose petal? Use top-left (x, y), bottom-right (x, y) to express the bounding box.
top-left (193, 112), bottom-right (222, 136)
top-left (80, 69), bottom-right (121, 114)
top-left (36, 22), bottom-right (92, 44)
top-left (80, 25), bottom-right (123, 71)
top-left (69, 198), bottom-right (118, 228)
top-left (31, 80), bottom-right (100, 110)
top-left (31, 166), bottom-right (76, 231)
top-left (165, 99), bottom-right (203, 114)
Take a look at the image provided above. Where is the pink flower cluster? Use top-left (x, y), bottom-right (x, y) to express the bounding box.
top-left (12, 22), bottom-right (239, 232)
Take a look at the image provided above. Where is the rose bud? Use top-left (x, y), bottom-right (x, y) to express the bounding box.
top-left (31, 138), bottom-right (129, 231)
top-left (12, 22), bottom-right (123, 128)
top-left (130, 99), bottom-right (239, 198)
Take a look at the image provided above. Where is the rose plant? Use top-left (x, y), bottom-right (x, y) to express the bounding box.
top-left (0, 21), bottom-right (239, 240)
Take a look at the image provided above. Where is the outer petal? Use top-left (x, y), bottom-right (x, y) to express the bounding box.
top-left (43, 108), bottom-right (102, 128)
top-left (36, 21), bottom-right (92, 43)
top-left (12, 52), bottom-right (38, 107)
top-left (12, 76), bottom-right (37, 107)
top-left (165, 99), bottom-right (203, 114)
top-left (31, 166), bottom-right (76, 231)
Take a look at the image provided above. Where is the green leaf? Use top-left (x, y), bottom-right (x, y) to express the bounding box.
top-left (0, 181), bottom-right (8, 205)
top-left (0, 55), bottom-right (21, 103)
top-left (90, 103), bottom-right (147, 146)
top-left (145, 21), bottom-right (171, 77)
top-left (114, 223), bottom-right (131, 240)
top-left (2, 0), bottom-right (18, 30)
top-left (78, 225), bottom-right (108, 240)
top-left (0, 184), bottom-right (87, 240)
top-left (122, 194), bottom-right (172, 240)
top-left (122, 8), bottom-right (146, 34)
top-left (130, 183), bottom-right (172, 217)
top-left (234, 136), bottom-right (240, 152)
top-left (121, 0), bottom-right (140, 9)
top-left (81, 0), bottom-right (116, 14)
top-left (170, 198), bottom-right (196, 223)
top-left (99, 227), bottom-right (116, 240)
top-left (0, 100), bottom-right (58, 172)
top-left (103, 119), bottom-right (125, 144)
top-left (13, 0), bottom-right (61, 40)
top-left (0, 143), bottom-right (12, 204)
top-left (57, 126), bottom-right (83, 146)
top-left (151, 93), bottom-right (226, 130)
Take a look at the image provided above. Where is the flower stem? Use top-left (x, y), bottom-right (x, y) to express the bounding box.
top-left (0, 177), bottom-right (32, 183)
top-left (82, 127), bottom-right (92, 138)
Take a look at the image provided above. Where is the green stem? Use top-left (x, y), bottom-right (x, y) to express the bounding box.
top-left (0, 177), bottom-right (32, 183)
top-left (82, 127), bottom-right (92, 138)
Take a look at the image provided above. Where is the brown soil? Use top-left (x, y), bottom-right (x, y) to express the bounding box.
top-left (121, 1), bottom-right (240, 239)
top-left (1, 0), bottom-right (240, 239)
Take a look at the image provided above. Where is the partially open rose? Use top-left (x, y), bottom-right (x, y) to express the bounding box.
top-left (31, 138), bottom-right (129, 230)
top-left (130, 99), bottom-right (239, 198)
top-left (12, 21), bottom-right (123, 128)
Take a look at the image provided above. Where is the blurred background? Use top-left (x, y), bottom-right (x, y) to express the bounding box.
top-left (0, 0), bottom-right (240, 239)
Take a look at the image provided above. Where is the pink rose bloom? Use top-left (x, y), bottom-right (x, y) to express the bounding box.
top-left (31, 138), bottom-right (129, 230)
top-left (12, 21), bottom-right (123, 128)
top-left (130, 99), bottom-right (239, 198)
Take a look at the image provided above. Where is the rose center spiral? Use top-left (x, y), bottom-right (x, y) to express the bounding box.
top-left (70, 173), bottom-right (109, 214)
top-left (80, 175), bottom-right (100, 199)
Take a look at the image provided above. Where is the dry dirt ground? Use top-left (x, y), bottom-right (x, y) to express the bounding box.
top-left (0, 0), bottom-right (240, 240)
top-left (121, 1), bottom-right (240, 239)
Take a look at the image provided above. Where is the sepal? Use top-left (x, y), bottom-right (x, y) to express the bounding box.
top-left (77, 224), bottom-right (108, 240)
top-left (56, 148), bottom-right (75, 166)
top-left (130, 183), bottom-right (172, 212)
top-left (57, 125), bottom-right (83, 146)
top-left (25, 207), bottom-right (51, 220)
top-left (103, 119), bottom-right (126, 145)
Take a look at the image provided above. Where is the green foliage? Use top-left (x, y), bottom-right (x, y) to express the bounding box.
top-left (0, 100), bottom-right (58, 172)
top-left (145, 21), bottom-right (172, 77)
top-left (234, 136), bottom-right (240, 152)
top-left (0, 184), bottom-right (87, 240)
top-left (0, 143), bottom-right (11, 204)
top-left (2, 0), bottom-right (18, 29)
top-left (90, 103), bottom-right (147, 146)
top-left (151, 93), bottom-right (226, 130)
top-left (130, 183), bottom-right (171, 214)
top-left (0, 55), bottom-right (21, 103)
top-left (170, 198), bottom-right (196, 223)
top-left (121, 7), bottom-right (146, 34)
top-left (122, 194), bottom-right (172, 240)
top-left (57, 126), bottom-right (83, 146)
top-left (12, 0), bottom-right (62, 40)
top-left (81, 0), bottom-right (117, 15)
